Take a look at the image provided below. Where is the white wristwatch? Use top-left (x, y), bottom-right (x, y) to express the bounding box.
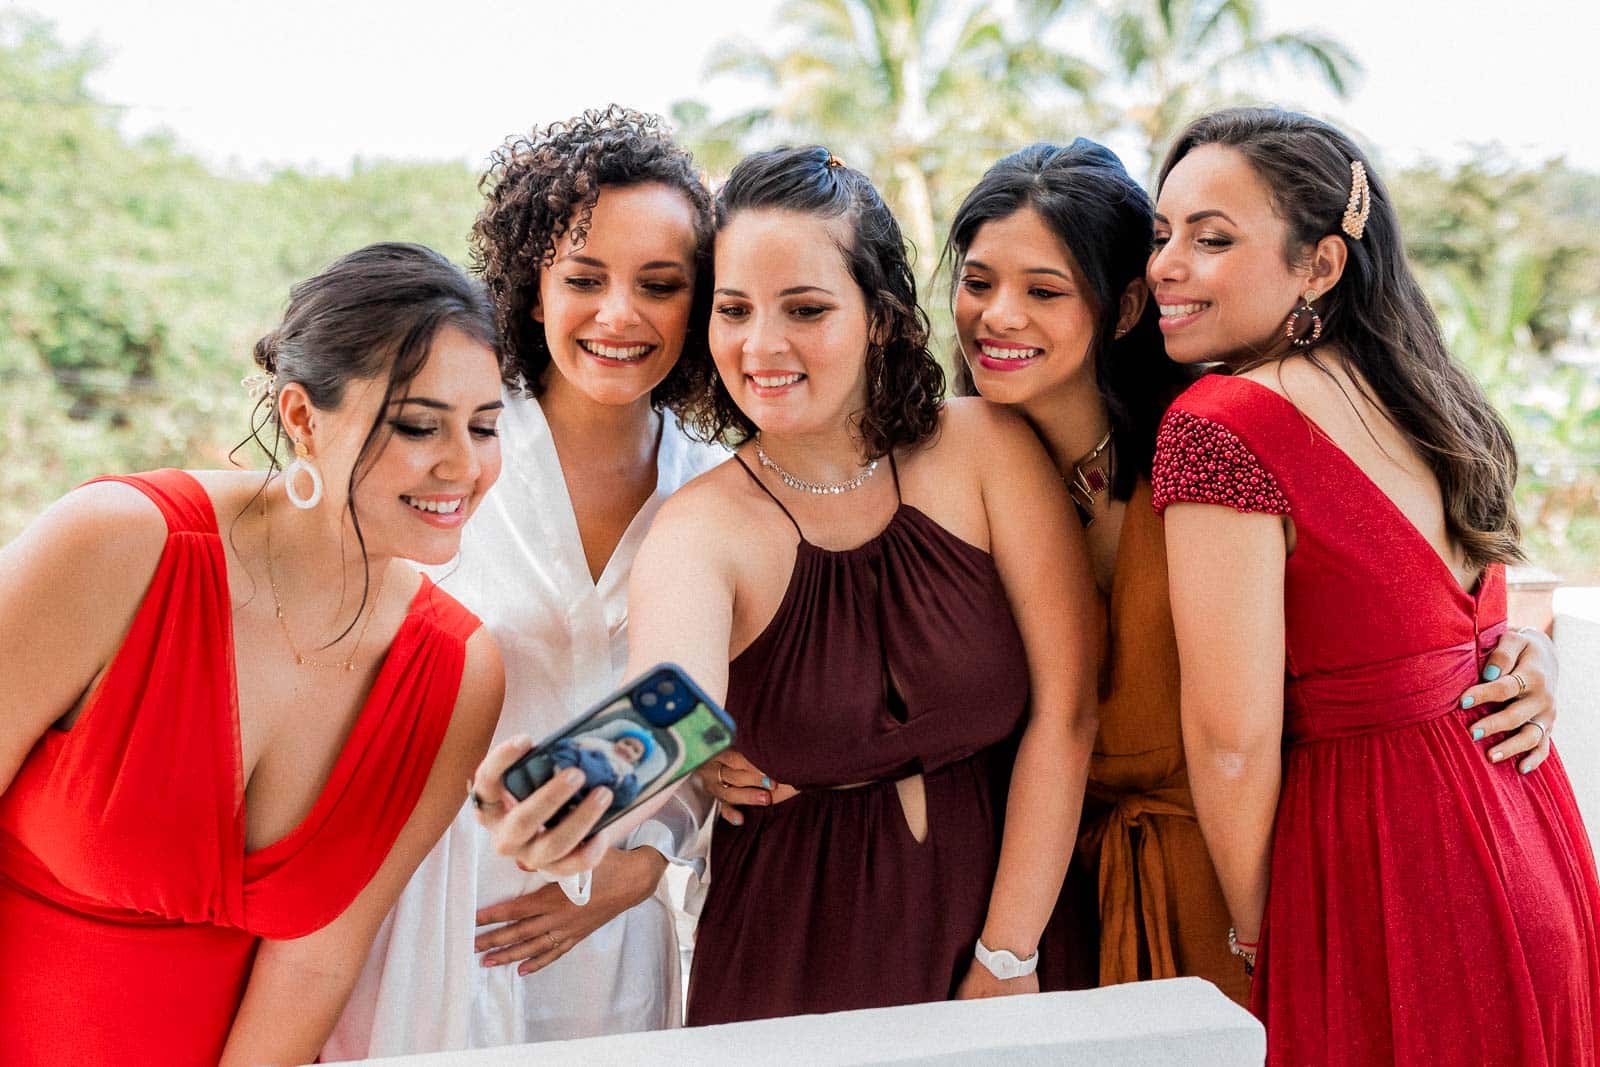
top-left (974, 938), bottom-right (1039, 980)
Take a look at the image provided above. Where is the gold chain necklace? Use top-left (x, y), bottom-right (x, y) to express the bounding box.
top-left (262, 505), bottom-right (391, 671)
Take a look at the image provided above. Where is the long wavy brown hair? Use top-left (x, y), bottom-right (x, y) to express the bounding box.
top-left (676, 146), bottom-right (944, 458)
top-left (471, 105), bottom-right (714, 411)
top-left (1159, 107), bottom-right (1522, 569)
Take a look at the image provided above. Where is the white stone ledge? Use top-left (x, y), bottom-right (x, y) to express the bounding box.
top-left (1554, 587), bottom-right (1600, 854)
top-left (350, 977), bottom-right (1263, 1066)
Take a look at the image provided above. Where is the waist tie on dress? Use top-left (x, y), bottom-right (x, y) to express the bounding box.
top-left (1079, 784), bottom-right (1196, 986)
top-left (1284, 622), bottom-right (1505, 745)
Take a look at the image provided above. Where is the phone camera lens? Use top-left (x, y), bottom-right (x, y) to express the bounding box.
top-left (656, 680), bottom-right (677, 696)
top-left (639, 691), bottom-right (659, 708)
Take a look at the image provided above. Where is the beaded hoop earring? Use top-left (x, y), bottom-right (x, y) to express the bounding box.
top-left (1284, 289), bottom-right (1323, 348)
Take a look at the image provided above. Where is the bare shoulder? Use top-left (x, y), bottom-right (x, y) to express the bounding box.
top-left (649, 453), bottom-right (762, 547)
top-left (451, 628), bottom-right (507, 739)
top-left (17, 480), bottom-right (170, 580)
top-left (933, 396), bottom-right (1033, 445)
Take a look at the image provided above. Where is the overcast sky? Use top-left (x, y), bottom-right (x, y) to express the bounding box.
top-left (19, 0), bottom-right (1600, 176)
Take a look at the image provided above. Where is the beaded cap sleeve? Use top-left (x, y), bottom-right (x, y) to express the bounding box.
top-left (1151, 404), bottom-right (1291, 517)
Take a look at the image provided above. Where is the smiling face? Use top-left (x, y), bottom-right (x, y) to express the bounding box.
top-left (299, 324), bottom-right (505, 566)
top-left (709, 208), bottom-right (871, 439)
top-left (955, 206), bottom-right (1103, 407)
top-left (534, 182), bottom-right (700, 406)
top-left (1150, 144), bottom-right (1311, 365)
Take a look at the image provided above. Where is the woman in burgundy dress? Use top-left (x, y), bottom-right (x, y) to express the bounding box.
top-left (1150, 107), bottom-right (1599, 1065)
top-left (0, 245), bottom-right (589, 1065)
top-left (618, 147), bottom-right (1101, 1024)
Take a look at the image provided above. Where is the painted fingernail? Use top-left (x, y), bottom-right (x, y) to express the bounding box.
top-left (1520, 762), bottom-right (1533, 775)
top-left (727, 810), bottom-right (744, 826)
top-left (482, 956), bottom-right (497, 967)
top-left (1472, 727), bottom-right (1485, 741)
top-left (1460, 695), bottom-right (1475, 709)
top-left (1483, 665), bottom-right (1501, 681)
top-left (761, 777), bottom-right (773, 789)
top-left (1490, 750), bottom-right (1504, 762)
top-left (562, 768), bottom-right (585, 786)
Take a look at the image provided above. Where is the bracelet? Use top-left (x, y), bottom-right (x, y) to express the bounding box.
top-left (1227, 927), bottom-right (1258, 975)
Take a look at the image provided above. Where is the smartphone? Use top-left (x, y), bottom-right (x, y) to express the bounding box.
top-left (501, 663), bottom-right (736, 838)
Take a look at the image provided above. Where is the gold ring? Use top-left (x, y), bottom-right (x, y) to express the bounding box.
top-left (546, 931), bottom-right (563, 949)
top-left (1524, 717), bottom-right (1548, 744)
top-left (717, 763), bottom-right (730, 790)
top-left (1511, 672), bottom-right (1529, 695)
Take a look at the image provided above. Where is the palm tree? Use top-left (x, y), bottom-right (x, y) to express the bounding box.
top-left (1096, 0), bottom-right (1361, 181)
top-left (672, 0), bottom-right (1097, 277)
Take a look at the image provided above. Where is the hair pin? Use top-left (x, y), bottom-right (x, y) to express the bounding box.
top-left (825, 152), bottom-right (845, 169)
top-left (1342, 160), bottom-right (1370, 240)
top-left (242, 370), bottom-right (277, 402)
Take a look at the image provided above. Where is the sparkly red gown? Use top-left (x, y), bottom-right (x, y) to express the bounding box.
top-left (0, 470), bottom-right (481, 1066)
top-left (1153, 375), bottom-right (1600, 1066)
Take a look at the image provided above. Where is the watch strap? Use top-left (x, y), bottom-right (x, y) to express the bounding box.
top-left (974, 937), bottom-right (1040, 980)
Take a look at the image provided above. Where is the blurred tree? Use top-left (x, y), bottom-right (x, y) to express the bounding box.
top-left (0, 13), bottom-right (481, 541)
top-left (671, 0), bottom-right (1098, 272)
top-left (1095, 0), bottom-right (1360, 180)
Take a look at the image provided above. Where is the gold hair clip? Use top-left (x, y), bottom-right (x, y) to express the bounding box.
top-left (825, 152), bottom-right (845, 168)
top-left (1342, 160), bottom-right (1370, 240)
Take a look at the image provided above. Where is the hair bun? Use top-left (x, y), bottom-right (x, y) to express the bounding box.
top-left (252, 329), bottom-right (281, 374)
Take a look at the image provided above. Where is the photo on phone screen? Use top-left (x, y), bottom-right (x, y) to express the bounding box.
top-left (502, 664), bottom-right (735, 837)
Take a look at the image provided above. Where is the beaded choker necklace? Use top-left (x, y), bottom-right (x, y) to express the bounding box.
top-left (754, 436), bottom-right (879, 495)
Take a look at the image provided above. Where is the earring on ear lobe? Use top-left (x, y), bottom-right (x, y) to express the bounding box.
top-left (283, 438), bottom-right (324, 509)
top-left (1284, 289), bottom-right (1323, 348)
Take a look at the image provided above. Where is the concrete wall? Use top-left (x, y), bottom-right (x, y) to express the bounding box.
top-left (1554, 587), bottom-right (1600, 854)
top-left (352, 978), bottom-right (1263, 1066)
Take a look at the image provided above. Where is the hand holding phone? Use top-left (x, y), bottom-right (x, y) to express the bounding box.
top-left (471, 738), bottom-right (617, 878)
top-left (479, 664), bottom-right (736, 875)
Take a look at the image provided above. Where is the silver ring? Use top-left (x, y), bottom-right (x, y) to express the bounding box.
top-left (1524, 717), bottom-right (1548, 744)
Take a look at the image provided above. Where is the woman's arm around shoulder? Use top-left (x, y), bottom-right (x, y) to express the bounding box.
top-left (0, 481), bottom-right (170, 795)
top-left (220, 629), bottom-right (505, 1067)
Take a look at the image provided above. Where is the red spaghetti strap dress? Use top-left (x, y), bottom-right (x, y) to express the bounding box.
top-left (1153, 375), bottom-right (1600, 1066)
top-left (0, 469), bottom-right (482, 1066)
top-left (685, 454), bottom-right (1033, 1025)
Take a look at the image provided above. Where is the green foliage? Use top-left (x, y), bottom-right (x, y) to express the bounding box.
top-left (0, 13), bottom-right (481, 541)
top-left (3, 12), bottom-right (1595, 580)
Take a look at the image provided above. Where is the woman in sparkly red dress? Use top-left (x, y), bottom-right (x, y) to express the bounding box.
top-left (1151, 107), bottom-right (1599, 1065)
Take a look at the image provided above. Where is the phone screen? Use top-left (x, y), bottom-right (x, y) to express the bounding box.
top-left (502, 665), bottom-right (735, 838)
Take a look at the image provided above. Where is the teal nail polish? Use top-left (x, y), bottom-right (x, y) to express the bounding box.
top-left (761, 776), bottom-right (773, 789)
top-left (1483, 665), bottom-right (1501, 681)
top-left (1460, 695), bottom-right (1475, 709)
top-left (1472, 727), bottom-right (1484, 741)
top-left (1520, 764), bottom-right (1532, 775)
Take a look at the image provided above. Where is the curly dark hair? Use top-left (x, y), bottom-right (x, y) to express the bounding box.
top-left (675, 146), bottom-right (944, 458)
top-left (471, 105), bottom-right (714, 410)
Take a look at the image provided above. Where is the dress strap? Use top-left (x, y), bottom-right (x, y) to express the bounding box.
top-left (83, 469), bottom-right (218, 536)
top-left (732, 454), bottom-right (805, 540)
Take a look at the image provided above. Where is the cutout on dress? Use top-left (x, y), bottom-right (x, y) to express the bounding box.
top-left (895, 774), bottom-right (929, 844)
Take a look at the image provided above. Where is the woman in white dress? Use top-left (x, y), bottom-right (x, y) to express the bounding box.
top-left (325, 106), bottom-right (725, 1058)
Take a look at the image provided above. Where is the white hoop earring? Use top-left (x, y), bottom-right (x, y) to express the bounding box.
top-left (284, 440), bottom-right (323, 509)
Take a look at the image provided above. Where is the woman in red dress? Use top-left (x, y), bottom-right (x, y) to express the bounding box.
top-left (0, 244), bottom-right (586, 1066)
top-left (1150, 107), bottom-right (1599, 1065)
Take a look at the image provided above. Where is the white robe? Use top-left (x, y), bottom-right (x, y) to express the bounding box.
top-left (324, 394), bottom-right (726, 1059)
